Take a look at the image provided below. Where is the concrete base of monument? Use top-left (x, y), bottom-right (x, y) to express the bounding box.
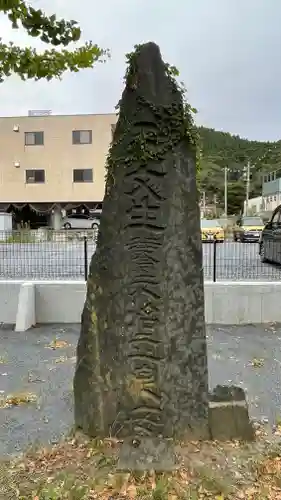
top-left (117, 438), bottom-right (178, 471)
top-left (117, 387), bottom-right (255, 472)
top-left (208, 385), bottom-right (255, 441)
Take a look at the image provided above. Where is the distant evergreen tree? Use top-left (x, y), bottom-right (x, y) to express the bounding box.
top-left (197, 127), bottom-right (280, 214)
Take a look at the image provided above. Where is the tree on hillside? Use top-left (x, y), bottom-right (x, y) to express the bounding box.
top-left (197, 126), bottom-right (281, 214)
top-left (198, 158), bottom-right (223, 195)
top-left (0, 0), bottom-right (108, 81)
top-left (227, 182), bottom-right (245, 215)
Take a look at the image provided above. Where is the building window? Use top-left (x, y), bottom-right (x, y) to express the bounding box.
top-left (73, 168), bottom-right (93, 183)
top-left (25, 131), bottom-right (44, 146)
top-left (72, 130), bottom-right (92, 145)
top-left (25, 169), bottom-right (45, 184)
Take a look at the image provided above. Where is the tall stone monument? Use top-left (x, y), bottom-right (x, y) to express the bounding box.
top-left (74, 42), bottom-right (209, 441)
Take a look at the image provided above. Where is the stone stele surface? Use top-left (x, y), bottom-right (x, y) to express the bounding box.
top-left (74, 41), bottom-right (210, 441)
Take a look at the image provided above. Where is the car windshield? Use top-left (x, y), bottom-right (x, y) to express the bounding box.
top-left (200, 219), bottom-right (220, 228)
top-left (242, 217), bottom-right (263, 226)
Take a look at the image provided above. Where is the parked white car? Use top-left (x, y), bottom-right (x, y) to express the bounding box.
top-left (62, 214), bottom-right (100, 230)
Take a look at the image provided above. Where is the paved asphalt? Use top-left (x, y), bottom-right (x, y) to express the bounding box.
top-left (0, 323), bottom-right (280, 458)
top-left (1, 241), bottom-right (281, 281)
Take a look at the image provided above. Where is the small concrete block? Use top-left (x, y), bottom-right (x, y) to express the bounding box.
top-left (117, 438), bottom-right (177, 471)
top-left (209, 385), bottom-right (255, 441)
top-left (15, 282), bottom-right (35, 332)
top-left (210, 385), bottom-right (246, 402)
top-left (209, 401), bottom-right (255, 441)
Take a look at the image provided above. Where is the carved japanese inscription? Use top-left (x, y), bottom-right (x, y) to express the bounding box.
top-left (122, 163), bottom-right (167, 437)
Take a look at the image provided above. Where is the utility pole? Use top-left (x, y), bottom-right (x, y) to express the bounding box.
top-left (245, 161), bottom-right (251, 216)
top-left (202, 191), bottom-right (206, 218)
top-left (213, 193), bottom-right (217, 217)
top-left (224, 167), bottom-right (228, 218)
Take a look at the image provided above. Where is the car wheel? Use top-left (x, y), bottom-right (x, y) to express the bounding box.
top-left (91, 222), bottom-right (99, 230)
top-left (259, 242), bottom-right (268, 263)
top-left (64, 222), bottom-right (71, 229)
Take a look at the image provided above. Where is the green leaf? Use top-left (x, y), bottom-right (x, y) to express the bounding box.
top-left (0, 0), bottom-right (109, 81)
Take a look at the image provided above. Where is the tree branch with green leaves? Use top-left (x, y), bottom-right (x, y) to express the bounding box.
top-left (0, 0), bottom-right (109, 81)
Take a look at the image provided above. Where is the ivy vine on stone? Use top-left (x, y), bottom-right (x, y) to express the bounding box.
top-left (106, 44), bottom-right (201, 192)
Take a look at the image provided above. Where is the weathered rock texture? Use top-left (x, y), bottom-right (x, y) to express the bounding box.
top-left (73, 42), bottom-right (209, 440)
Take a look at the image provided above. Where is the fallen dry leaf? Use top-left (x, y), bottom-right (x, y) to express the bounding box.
top-left (55, 356), bottom-right (67, 363)
top-left (46, 339), bottom-right (69, 350)
top-left (1, 430), bottom-right (281, 499)
top-left (0, 392), bottom-right (37, 408)
top-left (249, 357), bottom-right (264, 368)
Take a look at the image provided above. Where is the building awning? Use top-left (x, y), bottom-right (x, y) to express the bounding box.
top-left (0, 202), bottom-right (102, 214)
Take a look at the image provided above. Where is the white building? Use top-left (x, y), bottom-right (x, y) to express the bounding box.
top-left (262, 168), bottom-right (281, 212)
top-left (244, 196), bottom-right (264, 215)
top-left (244, 193), bottom-right (279, 217)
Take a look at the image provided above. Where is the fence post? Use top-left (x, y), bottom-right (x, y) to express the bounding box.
top-left (212, 237), bottom-right (217, 282)
top-left (84, 236), bottom-right (88, 281)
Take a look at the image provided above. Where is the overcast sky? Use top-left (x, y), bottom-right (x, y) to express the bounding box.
top-left (0, 0), bottom-right (280, 141)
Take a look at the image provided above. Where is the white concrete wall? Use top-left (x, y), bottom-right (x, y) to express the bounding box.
top-left (0, 280), bottom-right (22, 323)
top-left (204, 282), bottom-right (281, 323)
top-left (35, 281), bottom-right (86, 323)
top-left (1, 280), bottom-right (281, 330)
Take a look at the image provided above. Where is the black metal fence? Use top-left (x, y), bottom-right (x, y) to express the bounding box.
top-left (202, 240), bottom-right (281, 282)
top-left (0, 230), bottom-right (280, 282)
top-left (0, 230), bottom-right (96, 281)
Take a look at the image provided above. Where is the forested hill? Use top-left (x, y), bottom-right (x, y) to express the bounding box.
top-left (197, 126), bottom-right (281, 214)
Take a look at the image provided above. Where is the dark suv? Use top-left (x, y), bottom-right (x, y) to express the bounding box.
top-left (259, 205), bottom-right (281, 264)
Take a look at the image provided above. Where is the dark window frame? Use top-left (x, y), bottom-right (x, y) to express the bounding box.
top-left (25, 169), bottom-right (45, 184)
top-left (72, 130), bottom-right (92, 145)
top-left (73, 168), bottom-right (93, 183)
top-left (24, 131), bottom-right (44, 146)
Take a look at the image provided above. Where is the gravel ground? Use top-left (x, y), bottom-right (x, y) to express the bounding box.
top-left (0, 323), bottom-right (280, 458)
top-left (1, 241), bottom-right (281, 281)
